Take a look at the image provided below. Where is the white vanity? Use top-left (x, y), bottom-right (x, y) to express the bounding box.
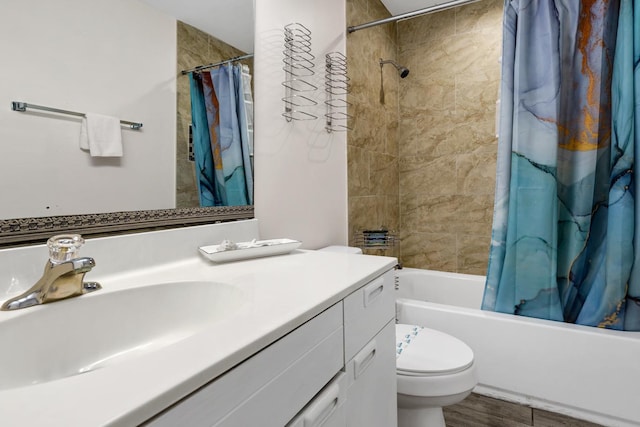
top-left (0, 220), bottom-right (397, 426)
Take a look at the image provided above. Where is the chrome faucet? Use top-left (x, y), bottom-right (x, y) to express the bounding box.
top-left (1, 234), bottom-right (101, 311)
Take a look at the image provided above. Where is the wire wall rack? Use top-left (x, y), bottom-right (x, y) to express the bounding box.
top-left (324, 52), bottom-right (351, 132)
top-left (282, 23), bottom-right (317, 121)
top-left (354, 229), bottom-right (399, 251)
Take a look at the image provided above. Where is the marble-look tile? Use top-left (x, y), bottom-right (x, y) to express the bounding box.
top-left (348, 145), bottom-right (370, 197)
top-left (445, 31), bottom-right (502, 78)
top-left (453, 194), bottom-right (494, 234)
top-left (423, 195), bottom-right (461, 233)
top-left (456, 151), bottom-right (497, 195)
top-left (397, 112), bottom-right (450, 158)
top-left (399, 155), bottom-right (457, 196)
top-left (401, 194), bottom-right (493, 235)
top-left (366, 0), bottom-right (396, 43)
top-left (400, 41), bottom-right (459, 82)
top-left (348, 195), bottom-right (388, 244)
top-left (399, 75), bottom-right (456, 113)
top-left (457, 233), bottom-right (491, 275)
top-left (400, 194), bottom-right (426, 233)
top-left (456, 77), bottom-right (500, 114)
top-left (347, 0), bottom-right (368, 24)
top-left (455, 0), bottom-right (504, 36)
top-left (370, 152), bottom-right (398, 196)
top-left (385, 194), bottom-right (400, 232)
top-left (399, 231), bottom-right (457, 271)
top-left (398, 9), bottom-right (456, 48)
top-left (177, 21), bottom-right (209, 57)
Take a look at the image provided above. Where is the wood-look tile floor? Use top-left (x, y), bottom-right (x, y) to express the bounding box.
top-left (443, 393), bottom-right (605, 427)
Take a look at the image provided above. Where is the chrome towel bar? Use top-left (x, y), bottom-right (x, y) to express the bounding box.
top-left (11, 101), bottom-right (143, 130)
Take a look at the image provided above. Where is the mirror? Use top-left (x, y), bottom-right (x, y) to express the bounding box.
top-left (0, 0), bottom-right (254, 246)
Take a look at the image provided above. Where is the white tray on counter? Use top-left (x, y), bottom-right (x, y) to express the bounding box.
top-left (199, 239), bottom-right (302, 263)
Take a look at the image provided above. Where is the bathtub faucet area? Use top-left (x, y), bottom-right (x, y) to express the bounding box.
top-left (1, 234), bottom-right (100, 311)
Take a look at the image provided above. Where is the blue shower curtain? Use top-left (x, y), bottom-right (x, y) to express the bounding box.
top-left (188, 63), bottom-right (254, 207)
top-left (483, 0), bottom-right (640, 330)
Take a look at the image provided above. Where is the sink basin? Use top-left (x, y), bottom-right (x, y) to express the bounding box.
top-left (0, 281), bottom-right (244, 390)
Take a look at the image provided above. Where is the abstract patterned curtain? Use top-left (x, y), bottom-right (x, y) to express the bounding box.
top-left (188, 63), bottom-right (254, 207)
top-left (483, 0), bottom-right (640, 330)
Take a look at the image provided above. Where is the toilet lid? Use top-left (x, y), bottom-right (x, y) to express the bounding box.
top-left (395, 323), bottom-right (474, 376)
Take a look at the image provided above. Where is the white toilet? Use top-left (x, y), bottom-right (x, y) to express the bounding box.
top-left (395, 324), bottom-right (477, 427)
top-left (318, 246), bottom-right (477, 426)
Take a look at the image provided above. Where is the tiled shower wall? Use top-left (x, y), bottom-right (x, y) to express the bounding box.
top-left (346, 0), bottom-right (401, 254)
top-left (397, 0), bottom-right (502, 275)
top-left (347, 0), bottom-right (502, 274)
top-left (175, 22), bottom-right (252, 208)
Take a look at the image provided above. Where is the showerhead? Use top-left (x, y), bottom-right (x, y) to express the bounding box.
top-left (380, 59), bottom-right (410, 78)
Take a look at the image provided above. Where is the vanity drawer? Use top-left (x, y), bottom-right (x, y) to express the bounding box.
top-left (146, 302), bottom-right (344, 427)
top-left (343, 269), bottom-right (395, 362)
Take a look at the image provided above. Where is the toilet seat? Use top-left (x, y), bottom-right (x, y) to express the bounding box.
top-left (396, 324), bottom-right (474, 377)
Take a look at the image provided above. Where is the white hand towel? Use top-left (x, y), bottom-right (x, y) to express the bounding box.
top-left (79, 113), bottom-right (123, 157)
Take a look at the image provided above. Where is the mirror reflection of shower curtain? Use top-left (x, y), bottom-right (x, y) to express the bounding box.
top-left (188, 63), bottom-right (254, 207)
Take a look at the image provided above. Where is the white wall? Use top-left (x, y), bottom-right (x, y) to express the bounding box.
top-left (254, 0), bottom-right (348, 249)
top-left (0, 0), bottom-right (176, 219)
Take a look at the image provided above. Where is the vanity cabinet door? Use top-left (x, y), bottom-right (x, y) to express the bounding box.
top-left (343, 269), bottom-right (395, 362)
top-left (344, 320), bottom-right (397, 427)
top-left (144, 303), bottom-right (344, 427)
top-left (343, 269), bottom-right (397, 427)
top-left (286, 372), bottom-right (347, 427)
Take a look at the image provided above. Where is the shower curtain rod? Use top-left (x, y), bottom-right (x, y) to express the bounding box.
top-left (181, 53), bottom-right (254, 75)
top-left (347, 0), bottom-right (480, 33)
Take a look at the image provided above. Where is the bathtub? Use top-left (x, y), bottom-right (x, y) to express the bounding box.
top-left (395, 268), bottom-right (640, 427)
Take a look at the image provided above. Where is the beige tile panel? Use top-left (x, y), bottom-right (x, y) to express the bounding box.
top-left (347, 145), bottom-right (370, 197)
top-left (401, 31), bottom-right (500, 85)
top-left (455, 0), bottom-right (504, 36)
top-left (433, 110), bottom-right (498, 157)
top-left (347, 0), bottom-right (368, 25)
top-left (399, 110), bottom-right (495, 159)
top-left (399, 155), bottom-right (457, 196)
top-left (369, 152), bottom-right (399, 196)
top-left (177, 21), bottom-right (209, 57)
top-left (401, 194), bottom-right (493, 234)
top-left (366, 0), bottom-right (396, 42)
top-left (457, 233), bottom-right (491, 275)
top-left (399, 75), bottom-right (456, 112)
top-left (348, 195), bottom-right (388, 244)
top-left (398, 112), bottom-right (457, 158)
top-left (456, 150), bottom-right (497, 195)
top-left (399, 41), bottom-right (458, 82)
top-left (385, 194), bottom-right (400, 231)
top-left (446, 31), bottom-right (502, 78)
top-left (456, 77), bottom-right (500, 115)
top-left (399, 231), bottom-right (457, 271)
top-left (349, 112), bottom-right (388, 154)
top-left (177, 46), bottom-right (210, 76)
top-left (397, 9), bottom-right (456, 48)
top-left (399, 194), bottom-right (424, 233)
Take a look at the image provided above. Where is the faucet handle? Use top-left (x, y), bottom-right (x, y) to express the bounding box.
top-left (47, 234), bottom-right (85, 264)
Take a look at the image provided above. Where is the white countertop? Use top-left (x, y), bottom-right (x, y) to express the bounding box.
top-left (0, 249), bottom-right (396, 426)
